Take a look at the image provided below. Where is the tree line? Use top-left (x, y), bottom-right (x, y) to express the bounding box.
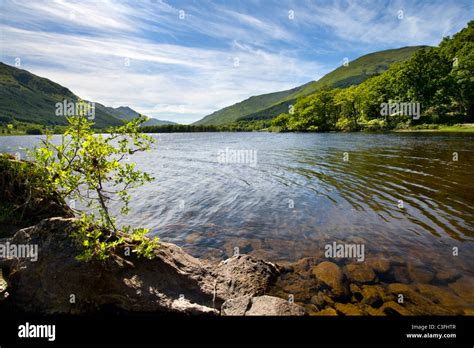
top-left (271, 21), bottom-right (473, 132)
top-left (141, 120), bottom-right (270, 133)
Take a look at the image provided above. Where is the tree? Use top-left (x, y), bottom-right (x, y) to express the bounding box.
top-left (32, 114), bottom-right (159, 261)
top-left (271, 113), bottom-right (290, 130)
top-left (334, 86), bottom-right (360, 131)
top-left (291, 86), bottom-right (338, 131)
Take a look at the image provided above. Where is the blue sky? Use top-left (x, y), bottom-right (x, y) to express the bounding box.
top-left (0, 0), bottom-right (472, 123)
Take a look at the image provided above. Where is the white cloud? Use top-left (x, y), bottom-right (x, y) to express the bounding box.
top-left (1, 0), bottom-right (471, 124)
top-left (0, 24), bottom-right (324, 124)
top-left (297, 0), bottom-right (472, 46)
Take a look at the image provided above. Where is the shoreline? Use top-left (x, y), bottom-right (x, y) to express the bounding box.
top-left (2, 124), bottom-right (474, 136)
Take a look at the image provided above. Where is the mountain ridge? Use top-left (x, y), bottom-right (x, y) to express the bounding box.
top-left (0, 63), bottom-right (174, 128)
top-left (194, 46), bottom-right (428, 125)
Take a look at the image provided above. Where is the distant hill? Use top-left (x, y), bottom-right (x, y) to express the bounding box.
top-left (194, 46), bottom-right (427, 125)
top-left (0, 62), bottom-right (123, 128)
top-left (106, 106), bottom-right (176, 126)
top-left (0, 63), bottom-right (174, 128)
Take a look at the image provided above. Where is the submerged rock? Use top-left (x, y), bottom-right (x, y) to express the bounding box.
top-left (314, 307), bottom-right (338, 316)
top-left (366, 258), bottom-right (391, 274)
top-left (359, 285), bottom-right (386, 307)
top-left (3, 217), bottom-right (281, 315)
top-left (407, 264), bottom-right (434, 284)
top-left (391, 266), bottom-right (410, 283)
top-left (335, 302), bottom-right (365, 316)
top-left (344, 263), bottom-right (376, 284)
top-left (312, 261), bottom-right (347, 298)
top-left (435, 269), bottom-right (461, 283)
top-left (448, 276), bottom-right (474, 303)
top-left (222, 295), bottom-right (306, 316)
top-left (377, 301), bottom-right (412, 316)
top-left (310, 292), bottom-right (334, 309)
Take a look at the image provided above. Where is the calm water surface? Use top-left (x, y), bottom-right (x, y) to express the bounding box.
top-left (2, 132), bottom-right (473, 272)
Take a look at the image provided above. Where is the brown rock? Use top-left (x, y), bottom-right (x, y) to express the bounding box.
top-left (464, 308), bottom-right (474, 315)
top-left (349, 283), bottom-right (363, 302)
top-left (366, 258), bottom-right (391, 274)
top-left (360, 285), bottom-right (385, 307)
top-left (240, 295), bottom-right (306, 316)
top-left (221, 296), bottom-right (252, 316)
top-left (386, 283), bottom-right (455, 315)
top-left (435, 269), bottom-right (461, 283)
top-left (345, 263), bottom-right (376, 284)
top-left (171, 298), bottom-right (219, 315)
top-left (415, 284), bottom-right (466, 313)
top-left (6, 217), bottom-right (280, 315)
top-left (335, 302), bottom-right (364, 316)
top-left (314, 307), bottom-right (338, 316)
top-left (448, 276), bottom-right (474, 303)
top-left (366, 305), bottom-right (382, 316)
top-left (310, 292), bottom-right (334, 308)
top-left (392, 266), bottom-right (410, 283)
top-left (407, 264), bottom-right (434, 284)
top-left (312, 261), bottom-right (347, 297)
top-left (378, 301), bottom-right (412, 316)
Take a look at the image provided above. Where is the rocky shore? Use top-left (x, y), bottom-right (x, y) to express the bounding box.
top-left (270, 256), bottom-right (474, 316)
top-left (0, 217), bottom-right (307, 316)
top-left (0, 156), bottom-right (472, 316)
top-left (1, 214), bottom-right (472, 316)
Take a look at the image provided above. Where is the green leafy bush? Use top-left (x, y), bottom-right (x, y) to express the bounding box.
top-left (31, 115), bottom-right (159, 261)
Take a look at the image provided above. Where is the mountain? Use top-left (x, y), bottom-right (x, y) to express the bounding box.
top-left (106, 106), bottom-right (176, 126)
top-left (0, 62), bottom-right (123, 128)
top-left (0, 63), bottom-right (175, 128)
top-left (194, 46), bottom-right (427, 125)
top-left (141, 118), bottom-right (177, 126)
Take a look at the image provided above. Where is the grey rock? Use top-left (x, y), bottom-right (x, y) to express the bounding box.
top-left (222, 295), bottom-right (306, 316)
top-left (221, 295), bottom-right (252, 316)
top-left (5, 217), bottom-right (280, 315)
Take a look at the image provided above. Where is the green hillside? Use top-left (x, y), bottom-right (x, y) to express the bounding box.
top-left (194, 84), bottom-right (306, 125)
top-left (106, 106), bottom-right (176, 126)
top-left (0, 62), bottom-right (123, 128)
top-left (271, 21), bottom-right (474, 132)
top-left (195, 46), bottom-right (427, 125)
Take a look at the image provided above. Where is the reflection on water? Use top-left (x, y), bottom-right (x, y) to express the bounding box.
top-left (1, 132), bottom-right (473, 313)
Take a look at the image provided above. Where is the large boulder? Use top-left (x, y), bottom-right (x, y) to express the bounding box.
top-left (221, 295), bottom-right (306, 316)
top-left (344, 263), bottom-right (376, 284)
top-left (3, 217), bottom-right (280, 315)
top-left (312, 261), bottom-right (347, 298)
